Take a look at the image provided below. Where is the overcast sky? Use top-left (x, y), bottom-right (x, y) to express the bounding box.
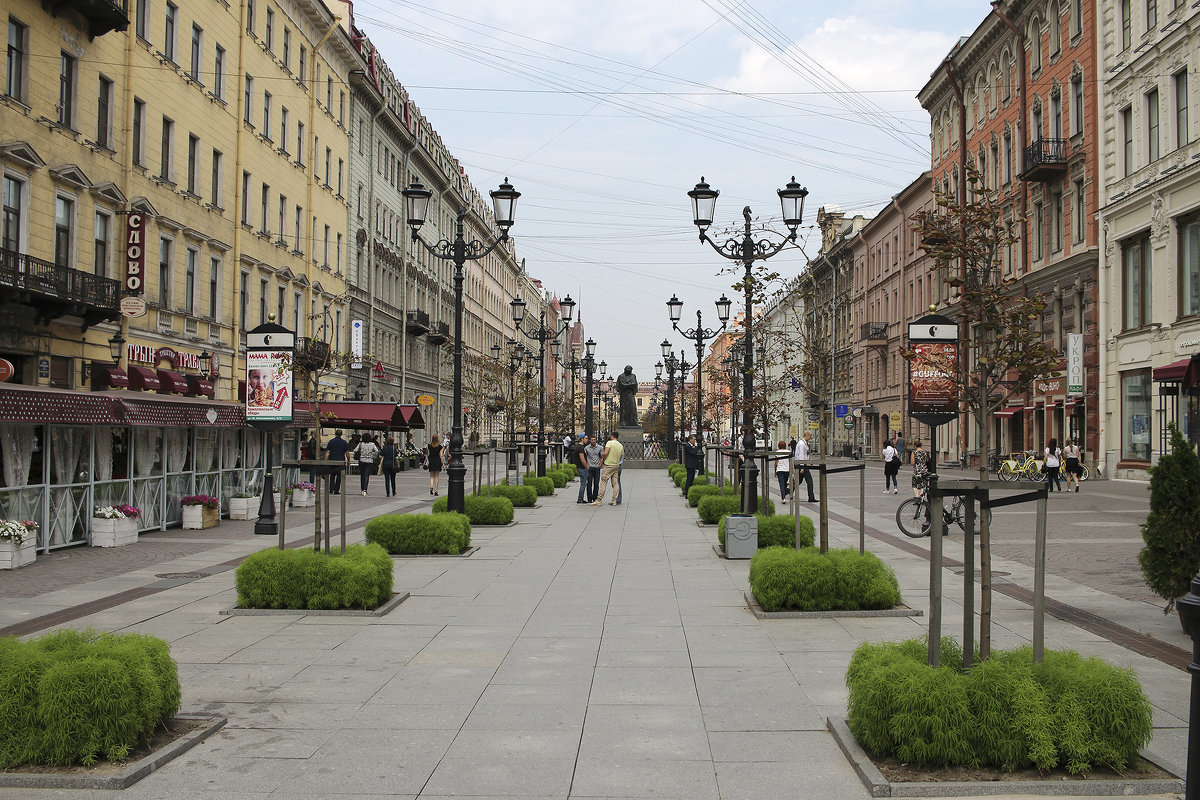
top-left (352, 0), bottom-right (996, 382)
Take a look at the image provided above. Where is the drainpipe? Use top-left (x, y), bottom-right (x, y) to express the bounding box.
top-left (229, 0), bottom-right (251, 402)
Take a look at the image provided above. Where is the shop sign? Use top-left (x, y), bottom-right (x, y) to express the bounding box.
top-left (125, 212), bottom-right (145, 294)
top-left (835, 404), bottom-right (848, 418)
top-left (0, 358), bottom-right (13, 383)
top-left (1036, 377), bottom-right (1065, 397)
top-left (416, 394), bottom-right (435, 406)
top-left (889, 410), bottom-right (902, 429)
top-left (38, 357), bottom-right (49, 379)
top-left (1067, 333), bottom-right (1083, 394)
top-left (351, 319), bottom-right (364, 369)
top-left (120, 296), bottom-right (147, 318)
top-left (126, 344), bottom-right (203, 371)
top-left (807, 421), bottom-right (820, 430)
top-left (843, 417), bottom-right (854, 429)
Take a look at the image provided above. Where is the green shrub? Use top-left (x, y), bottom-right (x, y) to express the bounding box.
top-left (696, 494), bottom-right (774, 524)
top-left (432, 495), bottom-right (513, 525)
top-left (544, 468), bottom-right (568, 488)
top-left (523, 475), bottom-right (554, 496)
top-left (364, 513), bottom-right (471, 555)
top-left (560, 463), bottom-right (578, 481)
top-left (688, 482), bottom-right (744, 507)
top-left (668, 463), bottom-right (684, 479)
top-left (717, 514), bottom-right (813, 549)
top-left (749, 546), bottom-right (899, 612)
top-left (1139, 424), bottom-right (1200, 612)
top-left (478, 483), bottom-right (537, 507)
top-left (0, 629), bottom-right (181, 768)
top-left (845, 638), bottom-right (1153, 773)
top-left (236, 544), bottom-right (394, 609)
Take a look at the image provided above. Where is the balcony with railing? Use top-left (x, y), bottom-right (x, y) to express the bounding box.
top-left (426, 321), bottom-right (450, 345)
top-left (294, 337), bottom-right (330, 372)
top-left (860, 321), bottom-right (888, 344)
top-left (0, 247), bottom-right (120, 328)
top-left (44, 0), bottom-right (129, 39)
top-left (1019, 138), bottom-right (1069, 182)
top-left (405, 309), bottom-right (430, 336)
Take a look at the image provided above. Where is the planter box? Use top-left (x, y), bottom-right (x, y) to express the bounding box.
top-left (228, 496), bottom-right (260, 520)
top-left (291, 489), bottom-right (315, 508)
top-left (0, 537), bottom-right (36, 569)
top-left (91, 517), bottom-right (139, 547)
top-left (724, 514), bottom-right (758, 559)
top-left (182, 505), bottom-right (220, 529)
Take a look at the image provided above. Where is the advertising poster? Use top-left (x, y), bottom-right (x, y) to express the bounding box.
top-left (245, 350), bottom-right (293, 422)
top-left (909, 341), bottom-right (959, 416)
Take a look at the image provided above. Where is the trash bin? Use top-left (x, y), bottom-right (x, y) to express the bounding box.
top-left (725, 514), bottom-right (758, 559)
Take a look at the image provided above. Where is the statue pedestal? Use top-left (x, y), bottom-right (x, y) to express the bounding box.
top-left (617, 425), bottom-right (642, 442)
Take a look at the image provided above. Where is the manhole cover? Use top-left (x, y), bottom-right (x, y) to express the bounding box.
top-left (155, 572), bottom-right (211, 580)
top-left (951, 569), bottom-right (1011, 578)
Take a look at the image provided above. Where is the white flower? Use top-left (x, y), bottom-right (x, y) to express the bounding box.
top-left (0, 520), bottom-right (36, 543)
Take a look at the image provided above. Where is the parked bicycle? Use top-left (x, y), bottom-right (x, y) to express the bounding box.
top-left (896, 490), bottom-right (993, 538)
top-left (996, 452), bottom-right (1046, 482)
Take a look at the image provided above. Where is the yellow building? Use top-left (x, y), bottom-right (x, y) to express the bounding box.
top-left (0, 0), bottom-right (355, 546)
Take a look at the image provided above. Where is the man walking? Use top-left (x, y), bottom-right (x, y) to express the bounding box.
top-left (793, 430), bottom-right (817, 503)
top-left (592, 432), bottom-right (624, 506)
top-left (895, 430), bottom-right (906, 465)
top-left (682, 434), bottom-right (704, 496)
top-left (322, 429), bottom-right (350, 495)
top-left (575, 433), bottom-right (589, 503)
top-left (583, 435), bottom-right (603, 503)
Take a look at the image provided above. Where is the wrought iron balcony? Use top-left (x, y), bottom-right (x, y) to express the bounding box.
top-left (405, 309), bottom-right (429, 336)
top-left (294, 337), bottom-right (330, 372)
top-left (860, 322), bottom-right (888, 343)
top-left (0, 247), bottom-right (120, 328)
top-left (426, 321), bottom-right (450, 345)
top-left (1019, 138), bottom-right (1069, 182)
top-left (42, 0), bottom-right (129, 39)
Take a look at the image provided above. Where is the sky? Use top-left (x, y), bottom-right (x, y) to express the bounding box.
top-left (351, 0), bottom-right (997, 382)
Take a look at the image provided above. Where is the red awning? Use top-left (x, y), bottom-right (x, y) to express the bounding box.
top-left (295, 401), bottom-right (423, 430)
top-left (90, 365), bottom-right (128, 390)
top-left (1153, 357), bottom-right (1200, 392)
top-left (156, 369), bottom-right (188, 394)
top-left (127, 366), bottom-right (161, 392)
top-left (994, 406), bottom-right (1025, 417)
top-left (0, 385), bottom-right (120, 424)
top-left (185, 375), bottom-right (214, 398)
top-left (117, 395), bottom-right (245, 427)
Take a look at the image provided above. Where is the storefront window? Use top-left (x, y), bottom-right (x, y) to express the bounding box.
top-left (0, 423), bottom-right (40, 487)
top-left (133, 428), bottom-right (162, 476)
top-left (1122, 369), bottom-right (1152, 461)
top-left (50, 426), bottom-right (91, 484)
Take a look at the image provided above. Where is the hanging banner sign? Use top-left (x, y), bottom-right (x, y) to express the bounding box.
top-left (125, 212), bottom-right (145, 294)
top-left (1067, 333), bottom-right (1083, 394)
top-left (351, 319), bottom-right (364, 369)
top-left (908, 313), bottom-right (959, 427)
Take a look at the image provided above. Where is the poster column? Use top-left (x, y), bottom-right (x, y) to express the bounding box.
top-left (246, 321), bottom-right (295, 536)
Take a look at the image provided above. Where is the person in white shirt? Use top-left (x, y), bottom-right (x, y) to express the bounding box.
top-left (882, 439), bottom-right (899, 494)
top-left (1062, 438), bottom-right (1082, 493)
top-left (1043, 437), bottom-right (1063, 492)
top-left (793, 431), bottom-right (817, 503)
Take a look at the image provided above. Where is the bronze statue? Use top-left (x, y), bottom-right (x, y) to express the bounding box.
top-left (616, 365), bottom-right (638, 426)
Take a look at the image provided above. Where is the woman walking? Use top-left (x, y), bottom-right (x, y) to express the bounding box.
top-left (1062, 438), bottom-right (1082, 493)
top-left (1043, 437), bottom-right (1063, 492)
top-left (882, 438), bottom-right (900, 494)
top-left (425, 434), bottom-right (445, 496)
top-left (910, 440), bottom-right (930, 497)
top-left (775, 439), bottom-right (791, 500)
top-left (352, 434), bottom-right (379, 497)
top-left (380, 435), bottom-right (399, 497)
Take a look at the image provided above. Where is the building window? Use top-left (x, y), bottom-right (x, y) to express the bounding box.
top-left (239, 271), bottom-right (248, 329)
top-left (326, 76), bottom-right (332, 109)
top-left (159, 116), bottom-right (174, 181)
top-left (1073, 179), bottom-right (1085, 243)
top-left (213, 45), bottom-right (224, 100)
top-left (339, 91), bottom-right (345, 125)
top-left (277, 285), bottom-right (284, 321)
top-left (1050, 94), bottom-right (1062, 138)
top-left (132, 97), bottom-right (145, 166)
top-left (1071, 0), bottom-right (1082, 37)
top-left (93, 211), bottom-right (110, 276)
top-left (259, 278), bottom-right (267, 325)
top-left (1049, 190), bottom-right (1063, 252)
top-left (293, 291), bottom-right (300, 332)
top-left (186, 134), bottom-right (198, 194)
top-left (358, 119), bottom-right (364, 155)
top-left (246, 0), bottom-right (254, 34)
top-left (260, 183), bottom-right (270, 232)
top-left (298, 45), bottom-right (306, 83)
top-left (296, 122), bottom-right (304, 161)
top-left (282, 28), bottom-right (290, 69)
top-left (336, 232), bottom-right (342, 272)
top-left (323, 224), bottom-right (329, 267)
top-left (96, 75), bottom-right (113, 148)
top-left (294, 205), bottom-right (302, 252)
top-left (135, 0), bottom-right (148, 39)
top-left (1122, 232), bottom-right (1151, 329)
top-left (278, 194), bottom-right (285, 239)
top-left (58, 52), bottom-right (75, 127)
top-left (7, 18), bottom-right (27, 102)
top-left (1002, 130), bottom-right (1012, 183)
top-left (263, 91), bottom-right (272, 139)
top-left (324, 147), bottom-right (331, 186)
top-left (1121, 370), bottom-right (1152, 461)
top-left (54, 196), bottom-right (73, 267)
top-left (1030, 22), bottom-right (1042, 72)
top-left (164, 3), bottom-right (177, 62)
top-left (1050, 10), bottom-right (1061, 56)
top-left (280, 107), bottom-right (288, 152)
top-left (337, 159), bottom-right (343, 195)
top-left (1034, 201), bottom-right (1044, 260)
top-left (2, 175), bottom-right (23, 252)
top-left (1147, 0), bottom-right (1158, 29)
top-left (210, 148), bottom-right (222, 207)
top-left (1070, 74), bottom-right (1083, 135)
top-left (1176, 70), bottom-right (1189, 148)
top-left (265, 8), bottom-right (274, 51)
top-left (241, 170), bottom-right (250, 224)
top-left (158, 237), bottom-right (172, 306)
top-left (185, 247), bottom-right (196, 314)
top-left (189, 24), bottom-right (202, 81)
top-left (1121, 0), bottom-right (1132, 49)
top-left (209, 257), bottom-right (220, 318)
top-left (243, 75), bottom-right (253, 124)
top-left (1122, 106), bottom-right (1134, 176)
top-left (1181, 216), bottom-right (1200, 317)
top-left (1147, 89), bottom-right (1160, 162)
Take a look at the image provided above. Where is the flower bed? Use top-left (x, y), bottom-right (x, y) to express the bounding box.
top-left (92, 506), bottom-right (141, 548)
top-left (289, 481), bottom-right (316, 508)
top-left (0, 628), bottom-right (180, 767)
top-left (364, 512), bottom-right (472, 555)
top-left (0, 520), bottom-right (37, 569)
top-left (235, 543), bottom-right (394, 610)
top-left (180, 495), bottom-right (220, 530)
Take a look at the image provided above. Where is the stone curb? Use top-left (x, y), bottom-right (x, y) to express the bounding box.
top-left (0, 714), bottom-right (226, 790)
top-left (388, 546), bottom-right (481, 557)
top-left (743, 592), bottom-right (924, 620)
top-left (826, 716), bottom-right (1184, 797)
top-left (219, 591), bottom-right (410, 617)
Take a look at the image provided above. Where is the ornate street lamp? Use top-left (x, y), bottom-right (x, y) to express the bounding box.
top-left (402, 177), bottom-right (520, 514)
top-left (511, 294), bottom-right (574, 476)
top-left (666, 293), bottom-right (731, 447)
top-left (687, 175), bottom-right (808, 512)
top-left (583, 338), bottom-right (598, 438)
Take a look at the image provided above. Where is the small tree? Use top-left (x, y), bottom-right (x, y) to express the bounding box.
top-left (1139, 425), bottom-right (1200, 613)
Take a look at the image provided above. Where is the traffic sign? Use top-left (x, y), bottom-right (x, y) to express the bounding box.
top-left (835, 404), bottom-right (848, 418)
top-left (807, 422), bottom-right (820, 430)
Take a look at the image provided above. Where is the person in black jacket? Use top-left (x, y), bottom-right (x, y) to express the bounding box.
top-left (683, 434), bottom-right (704, 495)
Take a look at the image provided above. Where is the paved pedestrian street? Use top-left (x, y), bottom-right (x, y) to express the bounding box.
top-left (0, 466), bottom-right (1190, 800)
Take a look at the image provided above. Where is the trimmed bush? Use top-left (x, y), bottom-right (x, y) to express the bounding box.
top-left (544, 468), bottom-right (569, 488)
top-left (236, 543), bottom-right (394, 609)
top-left (523, 475), bottom-right (554, 496)
top-left (1139, 424), bottom-right (1200, 612)
top-left (688, 482), bottom-right (741, 507)
top-left (432, 494), bottom-right (513, 525)
top-left (749, 546), bottom-right (900, 612)
top-left (559, 463), bottom-right (578, 481)
top-left (479, 483), bottom-right (537, 507)
top-left (668, 463), bottom-right (684, 479)
top-left (696, 494), bottom-right (774, 524)
top-left (365, 513), bottom-right (471, 555)
top-left (846, 637), bottom-right (1153, 773)
top-left (0, 629), bottom-right (181, 768)
top-left (718, 514), bottom-right (814, 549)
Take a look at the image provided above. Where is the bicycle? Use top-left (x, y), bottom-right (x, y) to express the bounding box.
top-left (995, 452), bottom-right (1046, 482)
top-left (896, 491), bottom-right (994, 538)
